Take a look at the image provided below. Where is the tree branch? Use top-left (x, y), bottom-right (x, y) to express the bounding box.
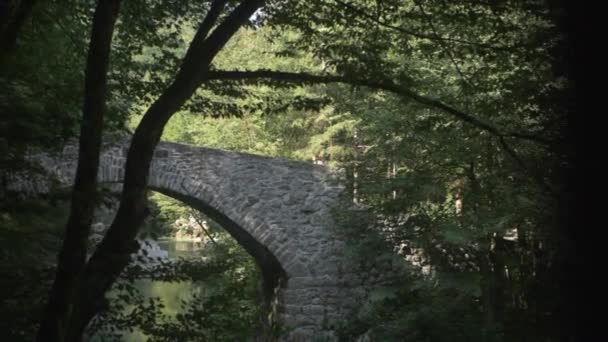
top-left (39, 7), bottom-right (87, 58)
top-left (189, 209), bottom-right (219, 246)
top-left (497, 136), bottom-right (556, 197)
top-left (414, 1), bottom-right (476, 89)
top-left (207, 68), bottom-right (557, 196)
top-left (206, 69), bottom-right (553, 146)
top-left (180, 180), bottom-right (219, 246)
top-left (198, 0), bottom-right (230, 41)
top-left (331, 0), bottom-right (517, 51)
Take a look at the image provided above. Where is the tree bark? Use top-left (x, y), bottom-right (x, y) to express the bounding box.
top-left (478, 250), bottom-right (496, 342)
top-left (36, 1), bottom-right (121, 341)
top-left (65, 1), bottom-right (264, 338)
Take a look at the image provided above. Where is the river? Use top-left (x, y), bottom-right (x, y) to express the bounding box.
top-left (89, 238), bottom-right (206, 341)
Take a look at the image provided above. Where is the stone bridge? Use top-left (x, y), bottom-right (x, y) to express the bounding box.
top-left (12, 136), bottom-right (401, 340)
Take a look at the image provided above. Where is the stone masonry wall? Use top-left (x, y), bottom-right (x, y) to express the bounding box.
top-left (11, 136), bottom-right (404, 340)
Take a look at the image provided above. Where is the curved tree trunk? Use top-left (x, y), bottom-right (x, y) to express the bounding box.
top-left (67, 1), bottom-right (264, 339)
top-left (36, 1), bottom-right (122, 341)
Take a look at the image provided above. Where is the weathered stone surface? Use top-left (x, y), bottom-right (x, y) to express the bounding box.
top-left (12, 136), bottom-right (400, 341)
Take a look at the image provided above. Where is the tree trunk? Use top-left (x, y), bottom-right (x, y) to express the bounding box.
top-left (478, 250), bottom-right (496, 342)
top-left (65, 1), bottom-right (264, 338)
top-left (489, 235), bottom-right (507, 333)
top-left (36, 1), bottom-right (121, 341)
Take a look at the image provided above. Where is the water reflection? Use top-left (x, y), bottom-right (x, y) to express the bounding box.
top-left (156, 238), bottom-right (204, 257)
top-left (100, 238), bottom-right (205, 342)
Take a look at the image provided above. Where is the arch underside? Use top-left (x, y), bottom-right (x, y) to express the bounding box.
top-left (150, 186), bottom-right (286, 302)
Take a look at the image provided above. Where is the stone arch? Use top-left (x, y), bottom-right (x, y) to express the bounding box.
top-left (150, 186), bottom-right (287, 304)
top-left (13, 136), bottom-right (396, 340)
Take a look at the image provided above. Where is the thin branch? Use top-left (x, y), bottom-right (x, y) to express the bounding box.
top-left (497, 136), bottom-right (556, 197)
top-left (179, 180), bottom-right (219, 246)
top-left (189, 209), bottom-right (219, 246)
top-left (206, 69), bottom-right (553, 146)
top-left (332, 0), bottom-right (517, 51)
top-left (505, 131), bottom-right (553, 144)
top-left (40, 8), bottom-right (87, 58)
top-left (415, 1), bottom-right (476, 89)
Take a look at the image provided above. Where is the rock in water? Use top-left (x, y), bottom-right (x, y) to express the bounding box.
top-left (130, 238), bottom-right (170, 267)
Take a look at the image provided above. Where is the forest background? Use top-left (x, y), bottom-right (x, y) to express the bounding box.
top-left (0, 0), bottom-right (589, 341)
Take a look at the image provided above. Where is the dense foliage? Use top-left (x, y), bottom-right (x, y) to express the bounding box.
top-left (0, 198), bottom-right (66, 340)
top-left (0, 0), bottom-right (574, 341)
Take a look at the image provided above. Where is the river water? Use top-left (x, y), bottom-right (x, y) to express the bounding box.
top-left (156, 238), bottom-right (204, 258)
top-left (90, 238), bottom-right (205, 341)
